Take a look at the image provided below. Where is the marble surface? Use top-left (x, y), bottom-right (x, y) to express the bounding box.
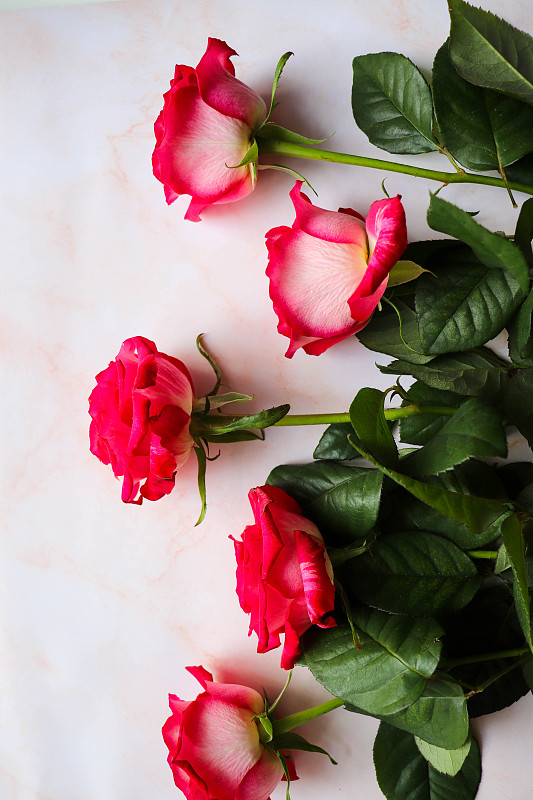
top-left (2, 0), bottom-right (533, 798)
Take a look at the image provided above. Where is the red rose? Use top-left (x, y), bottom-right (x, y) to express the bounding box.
top-left (232, 486), bottom-right (336, 669)
top-left (152, 38), bottom-right (267, 221)
top-left (163, 666), bottom-right (287, 800)
top-left (266, 181), bottom-right (408, 356)
top-left (89, 336), bottom-right (194, 504)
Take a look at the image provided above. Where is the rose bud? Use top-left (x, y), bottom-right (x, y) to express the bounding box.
top-left (231, 485), bottom-right (336, 670)
top-left (163, 666), bottom-right (291, 800)
top-left (89, 336), bottom-right (194, 504)
top-left (152, 38), bottom-right (267, 221)
top-left (266, 181), bottom-right (408, 356)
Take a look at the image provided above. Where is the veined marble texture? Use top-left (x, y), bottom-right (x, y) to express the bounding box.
top-left (1, 0), bottom-right (533, 798)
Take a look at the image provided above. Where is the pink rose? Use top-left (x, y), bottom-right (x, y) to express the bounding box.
top-left (231, 486), bottom-right (336, 670)
top-left (266, 181), bottom-right (408, 357)
top-left (152, 38), bottom-right (267, 221)
top-left (163, 666), bottom-right (288, 800)
top-left (89, 336), bottom-right (194, 504)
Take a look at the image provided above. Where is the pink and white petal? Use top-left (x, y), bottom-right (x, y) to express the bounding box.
top-left (365, 195), bottom-right (408, 286)
top-left (300, 327), bottom-right (360, 356)
top-left (154, 87), bottom-right (253, 205)
top-left (154, 64), bottom-right (199, 151)
top-left (185, 168), bottom-right (254, 221)
top-left (267, 229), bottom-right (368, 339)
top-left (254, 485), bottom-right (303, 516)
top-left (280, 620), bottom-right (302, 669)
top-left (347, 275), bottom-right (389, 323)
top-left (187, 665), bottom-right (214, 689)
top-left (179, 696), bottom-right (263, 799)
top-left (291, 182), bottom-right (368, 247)
top-left (196, 38), bottom-right (267, 128)
top-left (120, 468), bottom-right (142, 505)
top-left (294, 530), bottom-right (336, 625)
top-left (169, 759), bottom-right (210, 800)
top-left (203, 681), bottom-right (265, 715)
top-left (236, 748), bottom-right (284, 800)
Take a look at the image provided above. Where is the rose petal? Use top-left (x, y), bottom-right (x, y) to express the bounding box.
top-left (236, 748), bottom-right (284, 800)
top-left (195, 38), bottom-right (267, 129)
top-left (179, 695), bottom-right (264, 799)
top-left (291, 182), bottom-right (367, 247)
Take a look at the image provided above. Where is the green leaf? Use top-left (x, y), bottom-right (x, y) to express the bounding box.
top-left (415, 733), bottom-right (472, 777)
top-left (504, 368), bottom-right (533, 446)
top-left (400, 382), bottom-right (463, 446)
top-left (514, 197), bottom-right (533, 266)
top-left (349, 438), bottom-right (509, 535)
top-left (349, 387), bottom-right (398, 467)
top-left (357, 298), bottom-right (434, 365)
top-left (376, 679), bottom-right (469, 749)
top-left (501, 515), bottom-right (533, 651)
top-left (403, 397), bottom-right (507, 478)
top-left (521, 657), bottom-right (533, 690)
top-left (267, 461), bottom-right (384, 546)
top-left (390, 460), bottom-right (508, 548)
top-left (208, 404), bottom-right (289, 434)
top-left (342, 531), bottom-right (482, 616)
top-left (304, 613), bottom-right (442, 716)
top-left (374, 723), bottom-right (480, 798)
top-left (508, 287), bottom-right (533, 366)
top-left (427, 194), bottom-right (529, 294)
top-left (313, 423), bottom-right (359, 461)
top-left (351, 52), bottom-right (439, 154)
top-left (403, 239), bottom-right (462, 265)
top-left (269, 732), bottom-right (337, 764)
top-left (433, 41), bottom-right (533, 171)
top-left (415, 244), bottom-right (524, 355)
top-left (448, 0), bottom-right (533, 105)
top-left (379, 348), bottom-right (511, 400)
top-left (387, 259), bottom-right (430, 287)
top-left (506, 152), bottom-right (533, 185)
top-left (442, 584), bottom-right (530, 716)
top-left (497, 461), bottom-right (533, 513)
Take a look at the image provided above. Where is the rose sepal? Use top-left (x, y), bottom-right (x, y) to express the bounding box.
top-left (194, 403), bottom-right (290, 437)
top-left (257, 122), bottom-right (330, 147)
top-left (268, 731), bottom-right (337, 765)
top-left (193, 391), bottom-right (254, 413)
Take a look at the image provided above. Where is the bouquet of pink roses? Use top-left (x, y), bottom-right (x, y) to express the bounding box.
top-left (89, 2), bottom-right (533, 798)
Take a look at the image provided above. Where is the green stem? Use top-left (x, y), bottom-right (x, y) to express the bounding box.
top-left (466, 549), bottom-right (498, 559)
top-left (441, 646), bottom-right (531, 670)
top-left (258, 138), bottom-right (533, 196)
top-left (466, 654), bottom-right (532, 697)
top-left (204, 404), bottom-right (457, 429)
top-left (273, 698), bottom-right (344, 735)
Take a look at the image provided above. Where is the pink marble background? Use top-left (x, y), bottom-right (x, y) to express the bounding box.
top-left (1, 0), bottom-right (532, 798)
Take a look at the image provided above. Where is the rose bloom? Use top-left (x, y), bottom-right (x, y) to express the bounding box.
top-left (163, 666), bottom-right (291, 800)
top-left (153, 38), bottom-right (267, 221)
top-left (89, 336), bottom-right (194, 504)
top-left (266, 181), bottom-right (408, 357)
top-left (232, 485), bottom-right (336, 670)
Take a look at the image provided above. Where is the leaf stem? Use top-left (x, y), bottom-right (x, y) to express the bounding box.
top-left (273, 698), bottom-right (344, 735)
top-left (257, 138), bottom-right (533, 196)
top-left (465, 654), bottom-right (532, 697)
top-left (441, 646), bottom-right (531, 669)
top-left (466, 550), bottom-right (498, 559)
